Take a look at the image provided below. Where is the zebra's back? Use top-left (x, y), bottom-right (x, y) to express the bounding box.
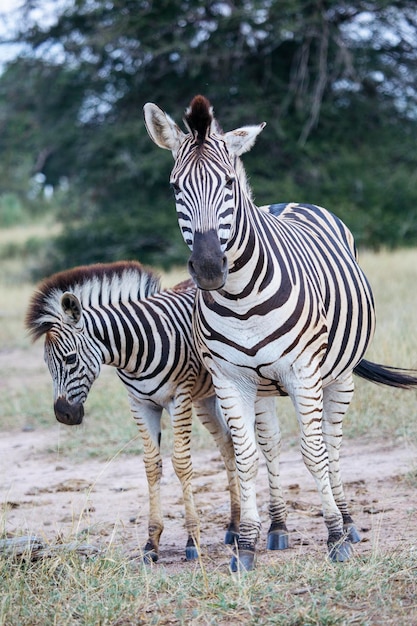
top-left (265, 202), bottom-right (358, 260)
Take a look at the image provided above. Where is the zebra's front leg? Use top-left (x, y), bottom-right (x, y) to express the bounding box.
top-left (289, 374), bottom-right (352, 562)
top-left (216, 383), bottom-right (261, 572)
top-left (323, 374), bottom-right (360, 545)
top-left (255, 396), bottom-right (289, 550)
top-left (132, 407), bottom-right (165, 563)
top-left (194, 396), bottom-right (240, 545)
top-left (170, 398), bottom-right (200, 560)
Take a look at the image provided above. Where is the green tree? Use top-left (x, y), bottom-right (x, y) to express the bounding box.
top-left (1, 0), bottom-right (416, 273)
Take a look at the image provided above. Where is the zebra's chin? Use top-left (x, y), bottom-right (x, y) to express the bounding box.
top-left (54, 397), bottom-right (84, 425)
top-left (191, 274), bottom-right (226, 291)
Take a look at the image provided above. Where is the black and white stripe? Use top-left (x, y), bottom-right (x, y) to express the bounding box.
top-left (26, 261), bottom-right (241, 562)
top-left (144, 95), bottom-right (417, 571)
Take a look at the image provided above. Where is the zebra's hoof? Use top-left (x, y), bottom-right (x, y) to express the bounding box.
top-left (230, 549), bottom-right (256, 572)
top-left (345, 524), bottom-right (361, 544)
top-left (224, 529), bottom-right (239, 545)
top-left (185, 537), bottom-right (199, 560)
top-left (185, 545), bottom-right (199, 560)
top-left (267, 529), bottom-right (289, 550)
top-left (142, 540), bottom-right (159, 564)
top-left (143, 549), bottom-right (158, 564)
top-left (328, 538), bottom-right (352, 562)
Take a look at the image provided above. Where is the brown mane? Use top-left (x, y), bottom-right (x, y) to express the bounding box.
top-left (25, 261), bottom-right (161, 341)
top-left (171, 278), bottom-right (195, 293)
top-left (184, 95), bottom-right (213, 145)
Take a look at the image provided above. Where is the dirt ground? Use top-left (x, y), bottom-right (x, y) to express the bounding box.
top-left (1, 424), bottom-right (416, 571)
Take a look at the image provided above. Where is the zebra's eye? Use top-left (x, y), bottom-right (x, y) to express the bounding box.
top-left (225, 177), bottom-right (235, 189)
top-left (65, 353), bottom-right (77, 365)
top-left (170, 181), bottom-right (181, 195)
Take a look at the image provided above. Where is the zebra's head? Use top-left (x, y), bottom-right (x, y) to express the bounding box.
top-left (26, 289), bottom-right (102, 426)
top-left (144, 95), bottom-right (265, 290)
top-left (45, 292), bottom-right (102, 426)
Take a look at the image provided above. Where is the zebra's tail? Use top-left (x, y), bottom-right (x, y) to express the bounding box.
top-left (353, 358), bottom-right (417, 389)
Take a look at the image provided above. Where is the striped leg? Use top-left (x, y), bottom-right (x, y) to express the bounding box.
top-left (255, 397), bottom-right (289, 550)
top-left (169, 395), bottom-right (200, 560)
top-left (129, 403), bottom-right (165, 562)
top-left (129, 397), bottom-right (200, 562)
top-left (214, 380), bottom-right (261, 571)
top-left (194, 395), bottom-right (240, 544)
top-left (323, 373), bottom-right (360, 543)
top-left (288, 370), bottom-right (352, 562)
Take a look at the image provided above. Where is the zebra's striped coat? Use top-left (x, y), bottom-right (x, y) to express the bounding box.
top-left (144, 95), bottom-right (417, 571)
top-left (26, 261), bottom-right (243, 561)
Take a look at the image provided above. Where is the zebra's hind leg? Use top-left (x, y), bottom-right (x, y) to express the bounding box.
top-left (323, 373), bottom-right (361, 546)
top-left (288, 371), bottom-right (352, 563)
top-left (194, 396), bottom-right (240, 546)
top-left (255, 396), bottom-right (289, 551)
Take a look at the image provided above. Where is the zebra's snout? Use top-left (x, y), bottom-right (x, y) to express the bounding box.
top-left (54, 397), bottom-right (84, 425)
top-left (188, 230), bottom-right (228, 290)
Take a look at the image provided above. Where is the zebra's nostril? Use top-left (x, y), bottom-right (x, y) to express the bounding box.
top-left (54, 397), bottom-right (84, 425)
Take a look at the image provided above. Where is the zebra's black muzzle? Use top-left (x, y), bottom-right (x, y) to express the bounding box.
top-left (188, 229), bottom-right (228, 290)
top-left (54, 397), bottom-right (84, 425)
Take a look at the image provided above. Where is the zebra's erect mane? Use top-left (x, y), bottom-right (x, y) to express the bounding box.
top-left (25, 261), bottom-right (161, 341)
top-left (183, 95), bottom-right (253, 200)
top-left (184, 95), bottom-right (213, 145)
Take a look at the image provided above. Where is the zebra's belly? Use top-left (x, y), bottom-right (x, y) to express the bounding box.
top-left (201, 338), bottom-right (319, 398)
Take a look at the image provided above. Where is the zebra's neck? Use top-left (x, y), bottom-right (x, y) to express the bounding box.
top-left (83, 300), bottom-right (151, 372)
top-left (223, 192), bottom-right (286, 300)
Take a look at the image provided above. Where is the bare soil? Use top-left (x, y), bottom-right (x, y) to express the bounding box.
top-left (1, 425), bottom-right (416, 571)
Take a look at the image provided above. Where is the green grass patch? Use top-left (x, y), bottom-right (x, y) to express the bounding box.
top-left (0, 545), bottom-right (416, 625)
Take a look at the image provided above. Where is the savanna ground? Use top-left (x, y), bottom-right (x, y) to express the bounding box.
top-left (0, 225), bottom-right (417, 625)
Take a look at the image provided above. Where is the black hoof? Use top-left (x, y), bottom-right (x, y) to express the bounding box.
top-left (143, 549), bottom-right (158, 564)
top-left (267, 529), bottom-right (289, 550)
top-left (142, 540), bottom-right (159, 563)
top-left (185, 545), bottom-right (199, 560)
top-left (230, 549), bottom-right (256, 572)
top-left (328, 539), bottom-right (352, 562)
top-left (185, 537), bottom-right (199, 561)
top-left (345, 524), bottom-right (361, 544)
top-left (224, 529), bottom-right (239, 545)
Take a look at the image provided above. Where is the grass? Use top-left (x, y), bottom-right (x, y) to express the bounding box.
top-left (1, 227), bottom-right (417, 625)
top-left (0, 545), bottom-right (416, 625)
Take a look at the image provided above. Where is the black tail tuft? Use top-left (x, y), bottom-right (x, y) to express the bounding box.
top-left (354, 359), bottom-right (417, 389)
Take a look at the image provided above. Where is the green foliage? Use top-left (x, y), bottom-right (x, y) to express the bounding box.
top-left (0, 194), bottom-right (27, 227)
top-left (0, 1), bottom-right (417, 273)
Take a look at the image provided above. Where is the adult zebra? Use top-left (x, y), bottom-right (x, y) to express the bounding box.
top-left (144, 95), bottom-right (417, 571)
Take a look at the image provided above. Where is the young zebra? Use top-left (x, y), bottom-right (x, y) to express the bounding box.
top-left (144, 95), bottom-right (417, 571)
top-left (25, 261), bottom-right (244, 562)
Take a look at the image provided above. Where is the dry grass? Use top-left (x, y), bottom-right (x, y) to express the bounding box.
top-left (1, 543), bottom-right (416, 625)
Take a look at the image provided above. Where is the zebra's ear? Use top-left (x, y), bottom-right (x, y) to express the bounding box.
top-left (61, 292), bottom-right (83, 327)
top-left (143, 103), bottom-right (186, 156)
top-left (224, 123), bottom-right (266, 156)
